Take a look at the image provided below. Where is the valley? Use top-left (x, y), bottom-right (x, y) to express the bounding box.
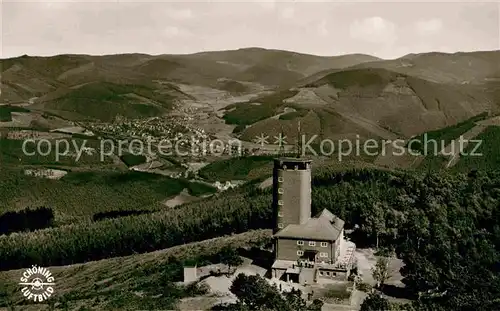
top-left (1, 47), bottom-right (500, 311)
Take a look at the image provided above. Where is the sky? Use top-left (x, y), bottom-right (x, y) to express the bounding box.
top-left (1, 0), bottom-right (499, 59)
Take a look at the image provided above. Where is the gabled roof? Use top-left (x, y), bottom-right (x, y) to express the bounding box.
top-left (317, 209), bottom-right (345, 231)
top-left (274, 209), bottom-right (344, 241)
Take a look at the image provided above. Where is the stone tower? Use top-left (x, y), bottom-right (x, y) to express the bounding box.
top-left (272, 158), bottom-right (312, 233)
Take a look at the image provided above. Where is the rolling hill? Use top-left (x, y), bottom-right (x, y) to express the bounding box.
top-left (0, 48), bottom-right (380, 104)
top-left (1, 48), bottom-right (499, 141)
top-left (304, 50), bottom-right (500, 85)
top-left (230, 65), bottom-right (499, 144)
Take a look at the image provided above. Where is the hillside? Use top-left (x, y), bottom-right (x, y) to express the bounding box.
top-left (0, 230), bottom-right (271, 310)
top-left (2, 49), bottom-right (499, 143)
top-left (0, 48), bottom-right (379, 107)
top-left (32, 81), bottom-right (179, 121)
top-left (229, 66), bottom-right (498, 143)
top-left (305, 50), bottom-right (500, 85)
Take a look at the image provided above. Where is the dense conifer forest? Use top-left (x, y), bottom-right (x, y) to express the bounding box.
top-left (1, 166), bottom-right (499, 309)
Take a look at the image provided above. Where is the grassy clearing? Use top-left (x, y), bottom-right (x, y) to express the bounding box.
top-left (0, 169), bottom-right (216, 222)
top-left (222, 89), bottom-right (298, 125)
top-left (198, 155), bottom-right (275, 182)
top-left (453, 126), bottom-right (500, 171)
top-left (408, 112), bottom-right (488, 154)
top-left (0, 229), bottom-right (271, 310)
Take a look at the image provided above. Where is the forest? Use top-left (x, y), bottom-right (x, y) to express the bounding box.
top-left (0, 167), bottom-right (499, 310)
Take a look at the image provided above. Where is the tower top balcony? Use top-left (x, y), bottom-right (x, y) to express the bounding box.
top-left (274, 158), bottom-right (312, 170)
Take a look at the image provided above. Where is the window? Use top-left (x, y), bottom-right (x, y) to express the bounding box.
top-left (319, 271), bottom-right (323, 276)
top-left (320, 242), bottom-right (328, 247)
top-left (278, 188), bottom-right (284, 194)
top-left (326, 271), bottom-right (331, 276)
top-left (278, 200), bottom-right (284, 205)
top-left (278, 212), bottom-right (283, 217)
top-left (320, 252), bottom-right (328, 258)
top-left (278, 177), bottom-right (284, 182)
top-left (297, 250), bottom-right (304, 256)
top-left (309, 241), bottom-right (316, 246)
top-left (297, 240), bottom-right (304, 246)
top-left (278, 223), bottom-right (284, 229)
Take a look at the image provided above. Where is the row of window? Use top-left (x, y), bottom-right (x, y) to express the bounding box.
top-left (319, 271), bottom-right (336, 277)
top-left (297, 250), bottom-right (328, 257)
top-left (297, 241), bottom-right (328, 247)
top-left (281, 165), bottom-right (303, 170)
top-left (277, 188), bottom-right (312, 194)
top-left (277, 175), bottom-right (312, 183)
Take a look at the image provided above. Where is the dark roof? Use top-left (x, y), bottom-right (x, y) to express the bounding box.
top-left (316, 209), bottom-right (345, 231)
top-left (274, 157), bottom-right (312, 163)
top-left (274, 209), bottom-right (344, 241)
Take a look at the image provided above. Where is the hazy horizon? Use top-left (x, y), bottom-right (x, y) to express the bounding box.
top-left (3, 46), bottom-right (500, 61)
top-left (2, 1), bottom-right (499, 59)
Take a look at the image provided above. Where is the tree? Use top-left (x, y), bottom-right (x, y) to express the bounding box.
top-left (218, 246), bottom-right (244, 274)
top-left (362, 202), bottom-right (386, 248)
top-left (282, 288), bottom-right (306, 310)
top-left (230, 274), bottom-right (280, 309)
top-left (371, 256), bottom-right (390, 289)
top-left (221, 274), bottom-right (320, 311)
top-left (307, 299), bottom-right (323, 311)
top-left (360, 293), bottom-right (390, 311)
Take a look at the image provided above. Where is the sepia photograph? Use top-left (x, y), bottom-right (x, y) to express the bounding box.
top-left (0, 1), bottom-right (499, 310)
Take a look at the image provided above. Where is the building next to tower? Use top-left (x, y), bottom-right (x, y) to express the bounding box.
top-left (270, 157), bottom-right (356, 284)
